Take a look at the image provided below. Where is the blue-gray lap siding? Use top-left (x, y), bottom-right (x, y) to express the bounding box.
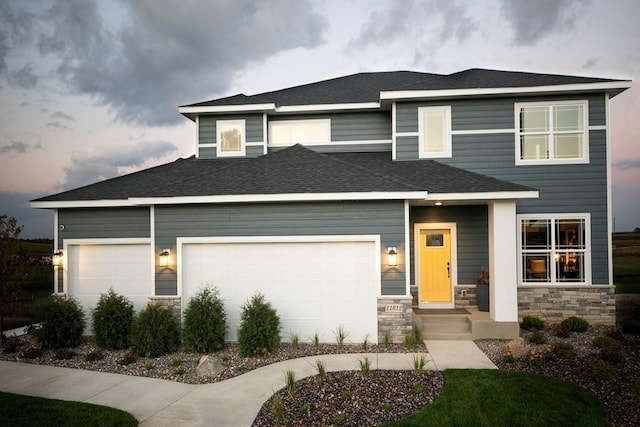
top-left (410, 206), bottom-right (489, 285)
top-left (55, 207), bottom-right (151, 292)
top-left (154, 201), bottom-right (406, 296)
top-left (199, 112), bottom-right (392, 157)
top-left (396, 93), bottom-right (611, 283)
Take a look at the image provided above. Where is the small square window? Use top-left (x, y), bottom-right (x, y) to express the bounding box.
top-left (418, 106), bottom-right (451, 158)
top-left (217, 120), bottom-right (245, 157)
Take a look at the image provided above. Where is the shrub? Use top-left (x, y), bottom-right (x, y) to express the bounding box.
top-left (91, 288), bottom-right (135, 350)
top-left (19, 347), bottom-right (43, 359)
top-left (34, 297), bottom-right (85, 349)
top-left (599, 345), bottom-right (624, 364)
top-left (520, 316), bottom-right (545, 331)
top-left (237, 292), bottom-right (281, 357)
top-left (583, 359), bottom-right (616, 383)
top-left (131, 303), bottom-right (180, 357)
top-left (528, 330), bottom-right (547, 344)
top-left (560, 316), bottom-right (589, 333)
top-left (334, 325), bottom-right (348, 347)
top-left (183, 287), bottom-right (226, 353)
top-left (118, 351), bottom-right (138, 365)
top-left (592, 335), bottom-right (618, 349)
top-left (551, 342), bottom-right (576, 359)
top-left (554, 323), bottom-right (571, 338)
top-left (85, 349), bottom-right (104, 362)
top-left (2, 335), bottom-right (21, 354)
top-left (634, 376), bottom-right (640, 401)
top-left (55, 348), bottom-right (75, 360)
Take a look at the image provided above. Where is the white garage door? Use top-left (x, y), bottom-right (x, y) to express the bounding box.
top-left (67, 244), bottom-right (152, 333)
top-left (181, 239), bottom-right (379, 343)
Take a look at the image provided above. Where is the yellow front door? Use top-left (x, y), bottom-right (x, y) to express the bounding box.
top-left (419, 229), bottom-right (452, 304)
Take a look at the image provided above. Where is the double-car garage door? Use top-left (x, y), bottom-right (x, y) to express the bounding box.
top-left (66, 238), bottom-right (379, 342)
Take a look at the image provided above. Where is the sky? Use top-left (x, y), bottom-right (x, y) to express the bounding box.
top-left (0, 0), bottom-right (638, 238)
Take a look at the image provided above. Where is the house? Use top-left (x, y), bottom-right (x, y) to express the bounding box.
top-left (31, 69), bottom-right (631, 342)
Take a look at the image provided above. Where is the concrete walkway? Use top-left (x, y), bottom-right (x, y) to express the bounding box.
top-left (0, 342), bottom-right (496, 426)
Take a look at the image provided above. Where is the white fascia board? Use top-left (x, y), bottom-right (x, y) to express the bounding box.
top-left (178, 104), bottom-right (277, 114)
top-left (380, 81), bottom-right (632, 101)
top-left (427, 190), bottom-right (539, 201)
top-left (31, 199), bottom-right (135, 209)
top-left (275, 102), bottom-right (380, 113)
top-left (130, 191), bottom-right (429, 205)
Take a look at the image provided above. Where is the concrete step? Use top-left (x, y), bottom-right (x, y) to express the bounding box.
top-left (423, 331), bottom-right (473, 340)
top-left (420, 315), bottom-right (472, 340)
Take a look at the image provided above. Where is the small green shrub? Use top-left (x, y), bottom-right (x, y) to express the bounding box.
top-left (328, 414), bottom-right (345, 426)
top-left (299, 404), bottom-right (310, 414)
top-left (604, 328), bottom-right (624, 341)
top-left (91, 288), bottom-right (135, 350)
top-left (55, 348), bottom-right (75, 360)
top-left (144, 362), bottom-right (154, 371)
top-left (412, 354), bottom-right (427, 373)
top-left (289, 332), bottom-right (300, 350)
top-left (285, 369), bottom-right (296, 398)
top-left (340, 390), bottom-right (351, 400)
top-left (19, 347), bottom-right (43, 359)
top-left (238, 293), bottom-right (281, 357)
top-left (592, 335), bottom-right (618, 349)
top-left (554, 323), bottom-right (571, 338)
top-left (2, 335), bottom-right (21, 354)
top-left (117, 351), bottom-right (138, 365)
top-left (172, 367), bottom-right (186, 376)
top-left (34, 297), bottom-right (85, 349)
top-left (311, 332), bottom-right (320, 347)
top-left (131, 304), bottom-right (180, 357)
top-left (405, 332), bottom-right (418, 350)
top-left (169, 358), bottom-right (183, 368)
top-left (85, 349), bottom-right (104, 362)
top-left (334, 325), bottom-right (348, 347)
top-left (520, 316), bottom-right (545, 331)
top-left (412, 384), bottom-right (425, 394)
top-left (583, 359), bottom-right (616, 383)
top-left (383, 330), bottom-right (391, 347)
top-left (560, 316), bottom-right (589, 333)
top-left (622, 318), bottom-right (640, 335)
top-left (271, 392), bottom-right (283, 426)
top-left (599, 345), bottom-right (624, 364)
top-left (359, 356), bottom-right (371, 375)
top-left (528, 330), bottom-right (547, 344)
top-left (183, 287), bottom-right (226, 353)
top-left (551, 342), bottom-right (576, 359)
top-left (380, 402), bottom-right (392, 412)
top-left (316, 359), bottom-right (327, 381)
top-left (361, 333), bottom-right (369, 351)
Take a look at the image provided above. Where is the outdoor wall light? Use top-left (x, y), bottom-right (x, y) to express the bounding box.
top-left (435, 201), bottom-right (443, 206)
top-left (159, 249), bottom-right (171, 267)
top-left (52, 250), bottom-right (64, 266)
top-left (387, 247), bottom-right (398, 267)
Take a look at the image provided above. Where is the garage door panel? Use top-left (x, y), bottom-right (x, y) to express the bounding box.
top-left (68, 244), bottom-right (151, 333)
top-left (182, 240), bottom-right (378, 343)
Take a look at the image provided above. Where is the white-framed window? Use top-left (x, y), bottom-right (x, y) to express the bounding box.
top-left (418, 106), bottom-right (451, 158)
top-left (216, 120), bottom-right (246, 157)
top-left (518, 213), bottom-right (591, 285)
top-left (268, 119), bottom-right (330, 146)
top-left (515, 100), bottom-right (588, 165)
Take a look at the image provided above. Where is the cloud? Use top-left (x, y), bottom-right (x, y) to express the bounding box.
top-left (62, 140), bottom-right (177, 190)
top-left (9, 63), bottom-right (37, 88)
top-left (498, 0), bottom-right (591, 45)
top-left (34, 0), bottom-right (327, 127)
top-left (45, 121), bottom-right (70, 130)
top-left (50, 111), bottom-right (75, 121)
top-left (582, 57), bottom-right (601, 70)
top-left (0, 141), bottom-right (30, 154)
top-left (614, 159), bottom-right (640, 171)
top-left (0, 191), bottom-right (53, 239)
top-left (0, 2), bottom-right (36, 78)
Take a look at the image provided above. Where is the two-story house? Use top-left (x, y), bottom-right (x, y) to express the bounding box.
top-left (32, 69), bottom-right (631, 342)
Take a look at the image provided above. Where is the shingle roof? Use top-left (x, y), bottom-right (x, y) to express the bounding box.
top-left (33, 145), bottom-right (533, 203)
top-left (182, 68), bottom-right (627, 108)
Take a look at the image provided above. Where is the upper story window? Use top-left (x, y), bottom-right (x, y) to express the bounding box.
top-left (518, 214), bottom-right (590, 285)
top-left (269, 119), bottom-right (331, 146)
top-left (418, 106), bottom-right (451, 158)
top-left (216, 120), bottom-right (246, 157)
top-left (515, 100), bottom-right (588, 165)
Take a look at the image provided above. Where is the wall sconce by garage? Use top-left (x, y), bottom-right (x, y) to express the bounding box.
top-left (159, 249), bottom-right (171, 267)
top-left (387, 247), bottom-right (398, 267)
top-left (52, 250), bottom-right (64, 266)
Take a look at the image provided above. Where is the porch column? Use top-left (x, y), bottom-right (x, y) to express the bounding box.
top-left (488, 200), bottom-right (518, 322)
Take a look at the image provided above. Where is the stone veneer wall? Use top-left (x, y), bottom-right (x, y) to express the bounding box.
top-left (148, 296), bottom-right (182, 324)
top-left (517, 286), bottom-right (615, 325)
top-left (377, 297), bottom-right (412, 344)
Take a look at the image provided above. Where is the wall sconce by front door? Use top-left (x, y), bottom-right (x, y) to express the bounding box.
top-left (159, 249), bottom-right (171, 267)
top-left (387, 247), bottom-right (398, 267)
top-left (52, 250), bottom-right (64, 267)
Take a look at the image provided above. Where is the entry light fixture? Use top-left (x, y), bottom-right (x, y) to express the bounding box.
top-left (159, 249), bottom-right (171, 267)
top-left (387, 247), bottom-right (398, 267)
top-left (52, 250), bottom-right (64, 266)
top-left (435, 201), bottom-right (443, 206)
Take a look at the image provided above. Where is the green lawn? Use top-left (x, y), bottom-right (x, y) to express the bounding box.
top-left (0, 392), bottom-right (138, 426)
top-left (388, 369), bottom-right (608, 427)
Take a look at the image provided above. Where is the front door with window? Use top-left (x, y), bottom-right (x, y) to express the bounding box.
top-left (417, 226), bottom-right (455, 308)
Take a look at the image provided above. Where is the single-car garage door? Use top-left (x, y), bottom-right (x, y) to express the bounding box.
top-left (67, 243), bottom-right (152, 332)
top-left (181, 238), bottom-right (379, 343)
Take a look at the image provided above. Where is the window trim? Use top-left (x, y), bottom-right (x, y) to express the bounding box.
top-left (517, 213), bottom-right (592, 285)
top-left (268, 118), bottom-right (331, 147)
top-left (418, 106), bottom-right (452, 159)
top-left (216, 119), bottom-right (246, 157)
top-left (515, 100), bottom-right (589, 165)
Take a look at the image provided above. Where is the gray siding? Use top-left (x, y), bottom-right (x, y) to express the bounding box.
top-left (198, 114), bottom-right (264, 159)
top-left (154, 201), bottom-right (406, 295)
top-left (410, 206), bottom-right (489, 284)
top-left (398, 94), bottom-right (609, 283)
top-left (268, 143), bottom-right (391, 154)
top-left (58, 208), bottom-right (150, 242)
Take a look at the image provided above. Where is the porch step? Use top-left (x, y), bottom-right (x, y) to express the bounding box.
top-left (420, 315), bottom-right (472, 340)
